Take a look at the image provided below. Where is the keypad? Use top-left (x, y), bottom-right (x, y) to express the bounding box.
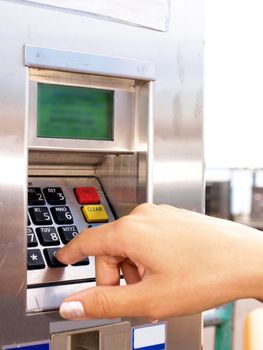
top-left (27, 180), bottom-right (111, 280)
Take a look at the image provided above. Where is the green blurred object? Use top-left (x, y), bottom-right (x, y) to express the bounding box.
top-left (204, 303), bottom-right (235, 350)
top-left (37, 83), bottom-right (114, 141)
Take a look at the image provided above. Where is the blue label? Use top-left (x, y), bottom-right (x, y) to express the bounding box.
top-left (132, 323), bottom-right (166, 350)
top-left (134, 344), bottom-right (165, 350)
top-left (4, 343), bottom-right (49, 350)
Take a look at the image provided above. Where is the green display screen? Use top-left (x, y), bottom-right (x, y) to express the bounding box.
top-left (37, 83), bottom-right (114, 140)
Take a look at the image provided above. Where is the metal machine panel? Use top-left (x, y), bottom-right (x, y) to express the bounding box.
top-left (0, 0), bottom-right (203, 348)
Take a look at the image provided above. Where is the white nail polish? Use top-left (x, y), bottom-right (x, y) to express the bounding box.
top-left (59, 301), bottom-right (85, 319)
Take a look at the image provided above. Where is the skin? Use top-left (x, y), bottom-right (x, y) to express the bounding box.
top-left (56, 203), bottom-right (263, 320)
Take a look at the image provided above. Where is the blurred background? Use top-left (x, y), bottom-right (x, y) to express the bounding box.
top-left (204, 0), bottom-right (263, 348)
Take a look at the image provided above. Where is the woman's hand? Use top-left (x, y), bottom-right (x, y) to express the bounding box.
top-left (56, 203), bottom-right (263, 320)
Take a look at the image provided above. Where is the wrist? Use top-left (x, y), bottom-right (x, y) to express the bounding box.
top-left (229, 225), bottom-right (263, 301)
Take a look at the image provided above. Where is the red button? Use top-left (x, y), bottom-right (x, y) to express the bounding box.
top-left (74, 187), bottom-right (100, 204)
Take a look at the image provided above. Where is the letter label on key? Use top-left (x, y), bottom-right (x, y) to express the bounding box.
top-left (82, 205), bottom-right (108, 223)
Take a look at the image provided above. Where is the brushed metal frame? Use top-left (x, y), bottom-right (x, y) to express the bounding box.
top-left (28, 68), bottom-right (136, 152)
top-left (51, 321), bottom-right (131, 350)
top-left (25, 46), bottom-right (156, 81)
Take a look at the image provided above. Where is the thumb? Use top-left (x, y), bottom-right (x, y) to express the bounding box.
top-left (59, 282), bottom-right (154, 320)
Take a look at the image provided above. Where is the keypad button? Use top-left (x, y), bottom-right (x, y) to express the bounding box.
top-left (28, 187), bottom-right (45, 206)
top-left (36, 227), bottom-right (60, 246)
top-left (58, 226), bottom-right (79, 244)
top-left (27, 227), bottom-right (38, 247)
top-left (74, 187), bottom-right (100, 204)
top-left (27, 249), bottom-right (45, 270)
top-left (51, 206), bottom-right (74, 225)
top-left (82, 205), bottom-right (108, 223)
top-left (29, 207), bottom-right (52, 225)
top-left (72, 257), bottom-right (90, 266)
top-left (43, 187), bottom-right (66, 205)
top-left (43, 248), bottom-right (67, 268)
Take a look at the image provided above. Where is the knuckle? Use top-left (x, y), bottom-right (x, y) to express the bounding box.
top-left (131, 203), bottom-right (156, 215)
top-left (92, 289), bottom-right (112, 318)
top-left (114, 216), bottom-right (131, 240)
top-left (117, 215), bottom-right (131, 227)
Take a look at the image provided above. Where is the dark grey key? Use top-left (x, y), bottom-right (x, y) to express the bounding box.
top-left (27, 249), bottom-right (45, 270)
top-left (28, 187), bottom-right (45, 205)
top-left (29, 207), bottom-right (52, 225)
top-left (36, 227), bottom-right (60, 246)
top-left (43, 248), bottom-right (67, 268)
top-left (27, 227), bottom-right (38, 247)
top-left (43, 187), bottom-right (66, 205)
top-left (50, 206), bottom-right (73, 225)
top-left (58, 226), bottom-right (79, 244)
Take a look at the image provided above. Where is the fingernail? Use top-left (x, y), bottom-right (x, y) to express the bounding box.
top-left (151, 319), bottom-right (159, 324)
top-left (59, 301), bottom-right (85, 319)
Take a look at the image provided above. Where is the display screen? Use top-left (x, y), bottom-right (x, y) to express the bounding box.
top-left (37, 83), bottom-right (114, 140)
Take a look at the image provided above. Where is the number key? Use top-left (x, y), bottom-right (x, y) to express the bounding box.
top-left (51, 206), bottom-right (74, 225)
top-left (36, 227), bottom-right (60, 246)
top-left (29, 207), bottom-right (52, 225)
top-left (27, 227), bottom-right (38, 247)
top-left (28, 187), bottom-right (45, 205)
top-left (43, 248), bottom-right (67, 268)
top-left (58, 226), bottom-right (79, 244)
top-left (43, 187), bottom-right (66, 205)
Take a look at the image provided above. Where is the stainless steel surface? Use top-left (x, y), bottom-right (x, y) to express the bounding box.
top-left (51, 321), bottom-right (130, 350)
top-left (27, 177), bottom-right (115, 287)
top-left (25, 46), bottom-right (155, 81)
top-left (0, 0), bottom-right (203, 348)
top-left (28, 68), bottom-right (136, 152)
top-left (27, 281), bottom-right (96, 313)
top-left (22, 0), bottom-right (169, 31)
top-left (50, 318), bottom-right (122, 334)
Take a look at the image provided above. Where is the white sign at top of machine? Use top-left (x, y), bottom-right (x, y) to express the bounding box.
top-left (22, 0), bottom-right (170, 31)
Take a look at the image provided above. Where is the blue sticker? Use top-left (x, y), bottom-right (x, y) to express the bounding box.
top-left (4, 342), bottom-right (49, 350)
top-left (132, 323), bottom-right (166, 350)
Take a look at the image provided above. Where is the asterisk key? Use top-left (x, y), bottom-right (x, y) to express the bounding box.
top-left (31, 254), bottom-right (38, 261)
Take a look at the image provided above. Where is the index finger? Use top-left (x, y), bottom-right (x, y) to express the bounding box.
top-left (56, 221), bottom-right (127, 265)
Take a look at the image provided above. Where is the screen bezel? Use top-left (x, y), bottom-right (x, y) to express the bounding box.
top-left (28, 68), bottom-right (135, 152)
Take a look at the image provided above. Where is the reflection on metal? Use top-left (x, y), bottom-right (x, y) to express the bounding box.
top-left (22, 0), bottom-right (170, 31)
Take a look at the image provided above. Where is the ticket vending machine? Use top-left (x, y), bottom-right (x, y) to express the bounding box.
top-left (0, 0), bottom-right (203, 349)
